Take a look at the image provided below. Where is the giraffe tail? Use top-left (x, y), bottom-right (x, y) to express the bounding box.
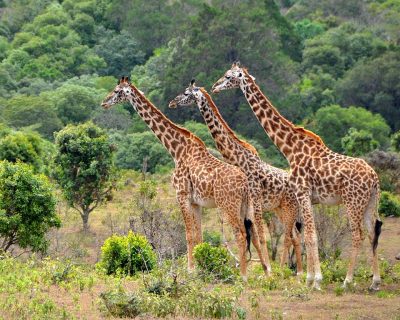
top-left (366, 179), bottom-right (382, 255)
top-left (372, 220), bottom-right (383, 254)
top-left (244, 218), bottom-right (252, 259)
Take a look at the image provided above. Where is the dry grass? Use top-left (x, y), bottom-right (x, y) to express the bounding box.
top-left (2, 170), bottom-right (400, 319)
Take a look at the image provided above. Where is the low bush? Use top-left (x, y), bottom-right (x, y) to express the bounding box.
top-left (203, 230), bottom-right (222, 247)
top-left (98, 231), bottom-right (156, 276)
top-left (379, 191), bottom-right (400, 217)
top-left (193, 242), bottom-right (236, 282)
top-left (100, 290), bottom-right (142, 318)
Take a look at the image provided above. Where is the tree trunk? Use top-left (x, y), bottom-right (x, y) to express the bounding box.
top-left (81, 210), bottom-right (90, 232)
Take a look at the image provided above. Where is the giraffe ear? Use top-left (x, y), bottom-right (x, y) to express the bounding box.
top-left (190, 79), bottom-right (195, 86)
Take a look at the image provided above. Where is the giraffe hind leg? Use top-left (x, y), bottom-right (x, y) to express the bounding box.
top-left (363, 189), bottom-right (382, 291)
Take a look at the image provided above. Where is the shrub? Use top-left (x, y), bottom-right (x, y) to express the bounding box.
top-left (0, 161), bottom-right (60, 253)
top-left (203, 230), bottom-right (222, 247)
top-left (100, 290), bottom-right (142, 318)
top-left (379, 191), bottom-right (400, 217)
top-left (193, 243), bottom-right (236, 282)
top-left (99, 231), bottom-right (156, 276)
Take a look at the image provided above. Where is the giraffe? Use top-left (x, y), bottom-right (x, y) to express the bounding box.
top-left (101, 76), bottom-right (270, 279)
top-left (169, 80), bottom-right (303, 275)
top-left (212, 63), bottom-right (383, 291)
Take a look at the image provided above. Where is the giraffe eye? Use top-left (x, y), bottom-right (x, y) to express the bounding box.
top-left (225, 76), bottom-right (231, 80)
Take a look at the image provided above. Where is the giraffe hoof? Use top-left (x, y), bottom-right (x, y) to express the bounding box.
top-left (369, 281), bottom-right (381, 292)
top-left (312, 282), bottom-right (322, 291)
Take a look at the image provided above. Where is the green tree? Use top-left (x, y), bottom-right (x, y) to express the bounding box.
top-left (94, 27), bottom-right (145, 77)
top-left (46, 83), bottom-right (106, 125)
top-left (2, 94), bottom-right (62, 139)
top-left (110, 131), bottom-right (172, 173)
top-left (54, 122), bottom-right (116, 230)
top-left (336, 51), bottom-right (400, 131)
top-left (311, 105), bottom-right (390, 152)
top-left (0, 131), bottom-right (46, 172)
top-left (341, 128), bottom-right (379, 156)
top-left (1, 3), bottom-right (105, 83)
top-left (391, 131), bottom-right (400, 152)
top-left (0, 161), bottom-right (60, 253)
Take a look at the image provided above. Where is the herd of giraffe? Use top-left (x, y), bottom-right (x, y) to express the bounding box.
top-left (101, 62), bottom-right (383, 291)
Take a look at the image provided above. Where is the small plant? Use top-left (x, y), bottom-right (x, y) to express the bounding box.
top-left (334, 284), bottom-right (345, 296)
top-left (193, 242), bottom-right (236, 282)
top-left (98, 231), bottom-right (156, 276)
top-left (100, 290), bottom-right (142, 318)
top-left (321, 259), bottom-right (347, 284)
top-left (379, 191), bottom-right (400, 217)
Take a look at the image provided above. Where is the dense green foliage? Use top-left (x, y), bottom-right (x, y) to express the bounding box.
top-left (99, 231), bottom-right (157, 276)
top-left (0, 130), bottom-right (48, 172)
top-left (0, 161), bottom-right (60, 253)
top-left (53, 122), bottom-right (115, 230)
top-left (193, 242), bottom-right (236, 282)
top-left (0, 0), bottom-right (399, 170)
top-left (379, 191), bottom-right (400, 217)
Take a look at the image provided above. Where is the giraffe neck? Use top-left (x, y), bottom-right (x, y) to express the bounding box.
top-left (240, 69), bottom-right (327, 164)
top-left (197, 88), bottom-right (259, 164)
top-left (127, 85), bottom-right (205, 160)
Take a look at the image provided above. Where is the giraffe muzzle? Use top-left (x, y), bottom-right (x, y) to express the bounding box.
top-left (168, 101), bottom-right (178, 108)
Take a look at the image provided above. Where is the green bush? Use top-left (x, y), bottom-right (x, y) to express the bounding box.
top-left (193, 243), bottom-right (236, 282)
top-left (98, 231), bottom-right (156, 276)
top-left (203, 230), bottom-right (222, 247)
top-left (100, 290), bottom-right (142, 318)
top-left (379, 191), bottom-right (400, 217)
top-left (0, 161), bottom-right (60, 253)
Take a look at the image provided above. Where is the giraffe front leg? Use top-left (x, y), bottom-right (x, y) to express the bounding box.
top-left (177, 194), bottom-right (196, 271)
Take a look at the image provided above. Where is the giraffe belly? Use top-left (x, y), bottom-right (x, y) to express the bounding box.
top-left (192, 196), bottom-right (216, 208)
top-left (311, 191), bottom-right (342, 205)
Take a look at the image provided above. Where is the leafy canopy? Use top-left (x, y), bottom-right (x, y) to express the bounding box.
top-left (0, 161), bottom-right (60, 253)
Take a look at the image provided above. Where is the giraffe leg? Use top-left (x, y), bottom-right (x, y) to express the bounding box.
top-left (363, 188), bottom-right (382, 291)
top-left (277, 198), bottom-right (304, 275)
top-left (343, 209), bottom-right (364, 288)
top-left (177, 194), bottom-right (196, 271)
top-left (291, 226), bottom-right (303, 276)
top-left (253, 200), bottom-right (272, 273)
top-left (232, 224), bottom-right (248, 280)
top-left (191, 203), bottom-right (203, 245)
top-left (250, 221), bottom-right (270, 275)
top-left (297, 194), bottom-right (322, 289)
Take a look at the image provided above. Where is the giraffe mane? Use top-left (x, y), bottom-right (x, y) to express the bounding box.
top-left (242, 68), bottom-right (325, 146)
top-left (128, 84), bottom-right (206, 148)
top-left (200, 87), bottom-right (259, 156)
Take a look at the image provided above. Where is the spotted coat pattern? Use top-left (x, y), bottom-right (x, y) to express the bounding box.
top-left (169, 84), bottom-right (303, 274)
top-left (101, 77), bottom-right (270, 278)
top-left (212, 64), bottom-right (382, 290)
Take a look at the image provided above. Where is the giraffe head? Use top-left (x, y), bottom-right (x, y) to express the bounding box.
top-left (101, 76), bottom-right (133, 108)
top-left (168, 79), bottom-right (201, 108)
top-left (212, 62), bottom-right (254, 93)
